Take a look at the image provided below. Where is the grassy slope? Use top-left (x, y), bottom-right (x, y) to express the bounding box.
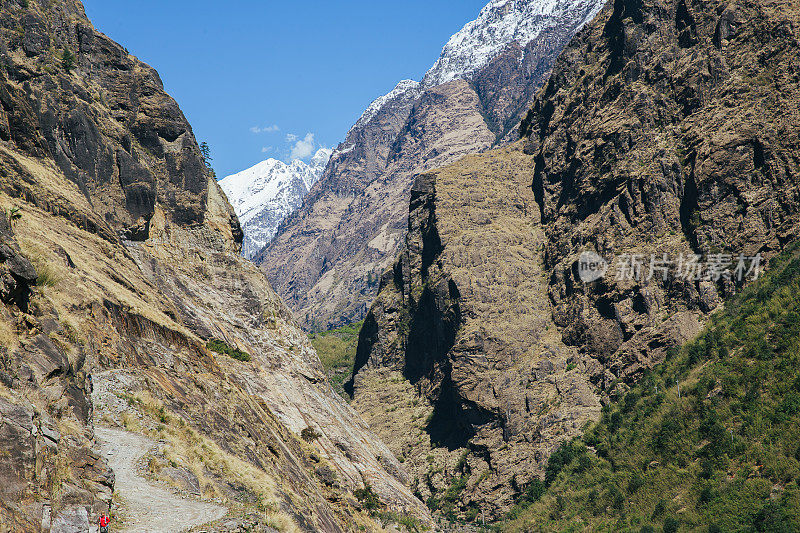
top-left (502, 243), bottom-right (800, 532)
top-left (310, 322), bottom-right (363, 398)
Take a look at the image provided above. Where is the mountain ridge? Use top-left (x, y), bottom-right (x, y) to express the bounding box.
top-left (0, 1), bottom-right (429, 530)
top-left (256, 0), bottom-right (606, 331)
top-left (349, 0), bottom-right (800, 521)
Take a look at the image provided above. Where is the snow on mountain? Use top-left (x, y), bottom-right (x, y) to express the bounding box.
top-left (228, 0), bottom-right (603, 259)
top-left (220, 148), bottom-right (332, 259)
top-left (349, 0), bottom-right (604, 132)
top-left (351, 79), bottom-right (421, 132)
top-left (422, 0), bottom-right (604, 87)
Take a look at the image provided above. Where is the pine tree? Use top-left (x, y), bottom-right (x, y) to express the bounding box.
top-left (61, 49), bottom-right (75, 73)
top-left (199, 142), bottom-right (216, 177)
top-left (199, 142), bottom-right (213, 167)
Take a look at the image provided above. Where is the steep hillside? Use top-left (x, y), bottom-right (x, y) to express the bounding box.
top-left (256, 0), bottom-right (604, 331)
top-left (350, 0), bottom-right (800, 522)
top-left (0, 1), bottom-right (427, 530)
top-left (259, 79), bottom-right (497, 330)
top-left (219, 148), bottom-right (331, 259)
top-left (503, 242), bottom-right (800, 531)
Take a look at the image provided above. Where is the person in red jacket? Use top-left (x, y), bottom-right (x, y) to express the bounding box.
top-left (99, 513), bottom-right (110, 533)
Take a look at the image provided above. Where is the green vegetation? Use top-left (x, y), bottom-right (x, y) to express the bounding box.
top-left (8, 207), bottom-right (22, 226)
top-left (354, 482), bottom-right (381, 511)
top-left (375, 511), bottom-right (428, 532)
top-left (206, 339), bottom-right (251, 362)
top-left (33, 262), bottom-right (60, 288)
top-left (199, 141), bottom-right (215, 177)
top-left (300, 426), bottom-right (321, 442)
top-left (427, 473), bottom-right (470, 520)
top-left (501, 242), bottom-right (800, 531)
top-left (61, 49), bottom-right (75, 73)
top-left (426, 451), bottom-right (482, 522)
top-left (309, 321), bottom-right (362, 398)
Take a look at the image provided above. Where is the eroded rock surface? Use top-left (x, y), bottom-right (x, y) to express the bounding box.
top-left (350, 146), bottom-right (602, 519)
top-left (351, 0), bottom-right (800, 521)
top-left (0, 1), bottom-right (428, 530)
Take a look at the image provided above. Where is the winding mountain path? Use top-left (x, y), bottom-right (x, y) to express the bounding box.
top-left (95, 427), bottom-right (227, 532)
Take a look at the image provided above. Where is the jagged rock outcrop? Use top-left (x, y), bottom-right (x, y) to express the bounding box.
top-left (520, 0), bottom-right (800, 382)
top-left (350, 0), bottom-right (800, 522)
top-left (256, 0), bottom-right (605, 331)
top-left (0, 1), bottom-right (428, 530)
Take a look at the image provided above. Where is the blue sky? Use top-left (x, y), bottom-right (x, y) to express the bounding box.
top-left (81, 0), bottom-right (488, 178)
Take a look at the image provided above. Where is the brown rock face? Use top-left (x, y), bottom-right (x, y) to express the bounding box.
top-left (257, 11), bottom-right (597, 331)
top-left (521, 0), bottom-right (800, 381)
top-left (349, 145), bottom-right (602, 519)
top-left (350, 0), bottom-right (800, 522)
top-left (258, 80), bottom-right (496, 330)
top-left (0, 1), bottom-right (427, 530)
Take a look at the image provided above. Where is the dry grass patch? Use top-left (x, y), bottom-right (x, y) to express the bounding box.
top-left (117, 390), bottom-right (300, 532)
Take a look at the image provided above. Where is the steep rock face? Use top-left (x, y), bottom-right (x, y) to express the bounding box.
top-left (349, 145), bottom-right (602, 519)
top-left (0, 1), bottom-right (428, 530)
top-left (257, 0), bottom-right (605, 331)
top-left (219, 148), bottom-right (332, 259)
top-left (520, 0), bottom-right (800, 382)
top-left (351, 0), bottom-right (800, 522)
top-left (421, 0), bottom-right (604, 88)
top-left (258, 80), bottom-right (497, 330)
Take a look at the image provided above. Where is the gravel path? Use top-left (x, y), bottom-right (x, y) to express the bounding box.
top-left (95, 427), bottom-right (227, 532)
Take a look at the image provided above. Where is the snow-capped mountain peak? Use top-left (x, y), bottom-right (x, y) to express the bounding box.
top-left (422, 0), bottom-right (604, 87)
top-left (348, 0), bottom-right (603, 131)
top-left (219, 148), bottom-right (332, 258)
top-left (226, 0), bottom-right (604, 260)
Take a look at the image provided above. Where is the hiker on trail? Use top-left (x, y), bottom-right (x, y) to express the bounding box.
top-left (99, 513), bottom-right (110, 533)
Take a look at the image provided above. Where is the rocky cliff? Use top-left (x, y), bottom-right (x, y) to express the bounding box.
top-left (350, 0), bottom-right (800, 522)
top-left (0, 1), bottom-right (427, 530)
top-left (256, 0), bottom-right (605, 331)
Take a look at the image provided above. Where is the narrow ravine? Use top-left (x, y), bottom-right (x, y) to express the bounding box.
top-left (95, 427), bottom-right (227, 532)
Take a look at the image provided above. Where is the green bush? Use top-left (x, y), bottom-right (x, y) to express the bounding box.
top-left (354, 482), bottom-right (381, 511)
top-left (300, 426), bottom-right (322, 442)
top-left (61, 49), bottom-right (75, 72)
top-left (663, 517), bottom-right (680, 533)
top-left (206, 339), bottom-right (251, 362)
top-left (545, 442), bottom-right (584, 485)
top-left (8, 207), bottom-right (21, 225)
top-left (34, 262), bottom-right (60, 287)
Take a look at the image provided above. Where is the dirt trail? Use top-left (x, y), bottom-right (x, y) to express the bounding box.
top-left (95, 427), bottom-right (227, 532)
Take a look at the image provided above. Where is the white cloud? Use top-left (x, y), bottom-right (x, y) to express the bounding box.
top-left (285, 133), bottom-right (298, 143)
top-left (250, 124), bottom-right (280, 134)
top-left (289, 132), bottom-right (317, 161)
top-left (261, 146), bottom-right (273, 153)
